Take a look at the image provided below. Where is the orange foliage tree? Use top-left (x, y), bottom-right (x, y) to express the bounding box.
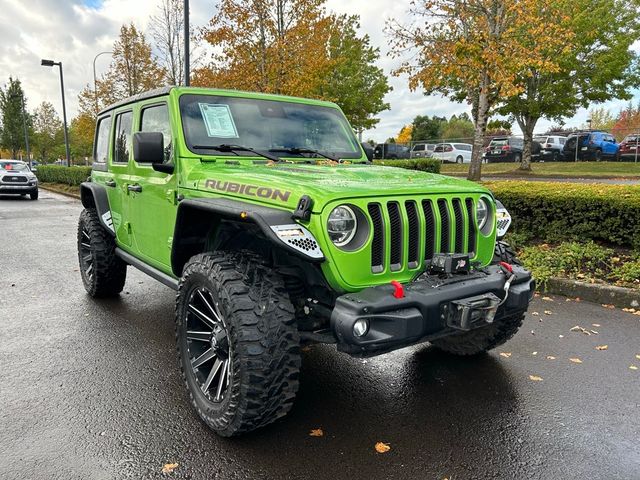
top-left (388, 0), bottom-right (575, 181)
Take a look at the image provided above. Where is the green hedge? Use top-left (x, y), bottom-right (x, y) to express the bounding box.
top-left (373, 158), bottom-right (441, 174)
top-left (488, 181), bottom-right (640, 249)
top-left (36, 165), bottom-right (92, 186)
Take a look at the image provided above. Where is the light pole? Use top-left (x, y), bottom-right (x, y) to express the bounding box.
top-left (184, 0), bottom-right (190, 86)
top-left (41, 59), bottom-right (71, 167)
top-left (93, 51), bottom-right (113, 113)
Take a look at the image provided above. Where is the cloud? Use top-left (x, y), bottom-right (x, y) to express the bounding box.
top-left (0, 0), bottom-right (637, 142)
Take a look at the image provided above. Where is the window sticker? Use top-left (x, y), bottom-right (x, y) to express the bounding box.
top-left (198, 103), bottom-right (239, 138)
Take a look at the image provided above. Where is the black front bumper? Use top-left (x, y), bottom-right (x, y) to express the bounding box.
top-left (0, 185), bottom-right (37, 195)
top-left (331, 265), bottom-right (534, 356)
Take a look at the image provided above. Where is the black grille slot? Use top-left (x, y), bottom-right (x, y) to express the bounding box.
top-left (367, 203), bottom-right (384, 273)
top-left (405, 201), bottom-right (420, 268)
top-left (465, 198), bottom-right (477, 256)
top-left (387, 201), bottom-right (403, 271)
top-left (422, 200), bottom-right (436, 260)
top-left (452, 198), bottom-right (465, 253)
top-left (2, 175), bottom-right (27, 183)
top-left (437, 199), bottom-right (450, 253)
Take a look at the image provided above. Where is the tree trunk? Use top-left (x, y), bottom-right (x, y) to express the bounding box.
top-left (468, 75), bottom-right (490, 182)
top-left (516, 115), bottom-right (538, 171)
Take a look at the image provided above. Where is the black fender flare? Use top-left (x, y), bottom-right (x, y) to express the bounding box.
top-left (79, 182), bottom-right (115, 236)
top-left (171, 198), bottom-right (324, 277)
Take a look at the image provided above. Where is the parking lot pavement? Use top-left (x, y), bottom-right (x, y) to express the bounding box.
top-left (1, 190), bottom-right (639, 480)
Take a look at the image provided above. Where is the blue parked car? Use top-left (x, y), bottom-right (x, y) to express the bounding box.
top-left (562, 131), bottom-right (619, 161)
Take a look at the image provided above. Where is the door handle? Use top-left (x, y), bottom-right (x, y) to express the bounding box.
top-left (105, 180), bottom-right (116, 187)
top-left (127, 184), bottom-right (142, 193)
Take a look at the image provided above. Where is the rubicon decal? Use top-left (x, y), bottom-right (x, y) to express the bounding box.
top-left (204, 179), bottom-right (291, 202)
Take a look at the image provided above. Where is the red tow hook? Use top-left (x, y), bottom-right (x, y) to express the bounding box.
top-left (499, 261), bottom-right (513, 275)
top-left (390, 280), bottom-right (405, 299)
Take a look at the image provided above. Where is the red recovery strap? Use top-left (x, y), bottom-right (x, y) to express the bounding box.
top-left (390, 280), bottom-right (405, 299)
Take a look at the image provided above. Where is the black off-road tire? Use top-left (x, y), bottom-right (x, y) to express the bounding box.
top-left (77, 208), bottom-right (127, 297)
top-left (30, 190), bottom-right (38, 200)
top-left (176, 251), bottom-right (301, 437)
top-left (431, 241), bottom-right (526, 356)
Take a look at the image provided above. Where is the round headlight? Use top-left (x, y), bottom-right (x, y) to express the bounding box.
top-left (476, 198), bottom-right (489, 230)
top-left (327, 205), bottom-right (357, 247)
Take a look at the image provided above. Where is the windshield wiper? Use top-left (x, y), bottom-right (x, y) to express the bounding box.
top-left (192, 144), bottom-right (282, 162)
top-left (269, 147), bottom-right (340, 162)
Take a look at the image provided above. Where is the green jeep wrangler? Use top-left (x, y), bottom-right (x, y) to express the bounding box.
top-left (78, 86), bottom-right (534, 436)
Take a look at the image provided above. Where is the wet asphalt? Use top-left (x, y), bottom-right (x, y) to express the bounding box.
top-left (1, 189), bottom-right (639, 480)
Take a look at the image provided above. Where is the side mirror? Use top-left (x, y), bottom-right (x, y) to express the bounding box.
top-left (361, 142), bottom-right (374, 162)
top-left (133, 132), bottom-right (174, 174)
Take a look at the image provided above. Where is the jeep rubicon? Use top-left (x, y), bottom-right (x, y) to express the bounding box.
top-left (78, 87), bottom-right (534, 436)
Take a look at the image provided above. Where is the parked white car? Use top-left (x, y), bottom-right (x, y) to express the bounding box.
top-left (432, 143), bottom-right (473, 163)
top-left (534, 135), bottom-right (567, 162)
top-left (410, 143), bottom-right (437, 158)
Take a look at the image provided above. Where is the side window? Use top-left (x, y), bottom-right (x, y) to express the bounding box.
top-left (434, 145), bottom-right (444, 153)
top-left (113, 111), bottom-right (133, 164)
top-left (140, 104), bottom-right (173, 164)
top-left (94, 116), bottom-right (111, 163)
top-left (414, 144), bottom-right (424, 151)
top-left (559, 138), bottom-right (566, 145)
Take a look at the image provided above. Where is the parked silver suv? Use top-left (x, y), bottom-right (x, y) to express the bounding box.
top-left (534, 135), bottom-right (567, 162)
top-left (0, 160), bottom-right (38, 200)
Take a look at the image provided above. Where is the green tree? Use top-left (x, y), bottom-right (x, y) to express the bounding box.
top-left (0, 78), bottom-right (30, 159)
top-left (496, 0), bottom-right (640, 170)
top-left (441, 114), bottom-right (474, 141)
top-left (320, 15), bottom-right (391, 132)
top-left (69, 113), bottom-right (95, 162)
top-left (32, 101), bottom-right (62, 163)
top-left (410, 115), bottom-right (446, 142)
top-left (587, 107), bottom-right (616, 131)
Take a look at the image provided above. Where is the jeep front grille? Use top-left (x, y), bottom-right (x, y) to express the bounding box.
top-left (2, 175), bottom-right (28, 183)
top-left (368, 197), bottom-right (478, 273)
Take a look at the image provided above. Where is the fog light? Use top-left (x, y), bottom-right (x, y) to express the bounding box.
top-left (353, 318), bottom-right (369, 337)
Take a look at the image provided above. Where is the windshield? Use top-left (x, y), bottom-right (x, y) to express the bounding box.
top-left (180, 94), bottom-right (362, 160)
top-left (0, 161), bottom-right (30, 172)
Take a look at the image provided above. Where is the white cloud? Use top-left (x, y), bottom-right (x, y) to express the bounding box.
top-left (0, 0), bottom-right (637, 142)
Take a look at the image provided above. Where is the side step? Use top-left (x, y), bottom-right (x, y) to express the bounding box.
top-left (115, 248), bottom-right (179, 290)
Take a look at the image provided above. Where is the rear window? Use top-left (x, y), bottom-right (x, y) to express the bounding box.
top-left (533, 137), bottom-right (547, 143)
top-left (489, 138), bottom-right (508, 147)
top-left (624, 135), bottom-right (639, 142)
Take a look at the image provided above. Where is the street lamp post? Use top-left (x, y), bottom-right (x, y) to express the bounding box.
top-left (41, 59), bottom-right (71, 167)
top-left (93, 51), bottom-right (113, 113)
top-left (184, 0), bottom-right (190, 86)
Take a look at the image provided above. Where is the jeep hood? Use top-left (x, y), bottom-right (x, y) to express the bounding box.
top-left (185, 162), bottom-right (490, 211)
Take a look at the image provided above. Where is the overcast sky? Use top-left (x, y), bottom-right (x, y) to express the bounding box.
top-left (0, 0), bottom-right (638, 142)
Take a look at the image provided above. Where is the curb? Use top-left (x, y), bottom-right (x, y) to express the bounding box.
top-left (40, 184), bottom-right (81, 200)
top-left (545, 277), bottom-right (640, 309)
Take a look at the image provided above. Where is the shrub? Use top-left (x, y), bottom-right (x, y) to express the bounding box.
top-left (36, 165), bottom-right (92, 186)
top-left (487, 181), bottom-right (640, 249)
top-left (373, 158), bottom-right (441, 174)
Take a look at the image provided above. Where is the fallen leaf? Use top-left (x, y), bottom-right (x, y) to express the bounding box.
top-left (569, 358), bottom-right (583, 364)
top-left (375, 442), bottom-right (391, 453)
top-left (532, 351), bottom-right (538, 355)
top-left (565, 298), bottom-right (572, 302)
top-left (162, 463), bottom-right (179, 474)
top-left (531, 311), bottom-right (540, 316)
top-left (309, 428), bottom-right (324, 437)
top-left (595, 345), bottom-right (608, 351)
top-left (546, 355), bottom-right (556, 360)
top-left (544, 310), bottom-right (552, 315)
top-left (636, 354), bottom-right (640, 360)
top-left (601, 304), bottom-right (615, 309)
top-left (542, 296), bottom-right (553, 302)
top-left (529, 375), bottom-right (543, 382)
top-left (559, 335), bottom-right (564, 338)
top-left (630, 365), bottom-right (638, 371)
top-left (622, 308), bottom-right (636, 313)
top-left (592, 323), bottom-right (601, 327)
top-left (574, 297), bottom-right (581, 302)
top-left (499, 352), bottom-right (512, 358)
top-left (590, 330), bottom-right (599, 335)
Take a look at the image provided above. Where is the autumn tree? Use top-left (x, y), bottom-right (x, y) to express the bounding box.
top-left (496, 0), bottom-right (640, 170)
top-left (194, 1), bottom-right (390, 131)
top-left (396, 125), bottom-right (413, 143)
top-left (612, 102), bottom-right (640, 141)
top-left (150, 0), bottom-right (186, 85)
top-left (32, 101), bottom-right (62, 162)
top-left (389, 0), bottom-right (574, 180)
top-left (0, 78), bottom-right (30, 159)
